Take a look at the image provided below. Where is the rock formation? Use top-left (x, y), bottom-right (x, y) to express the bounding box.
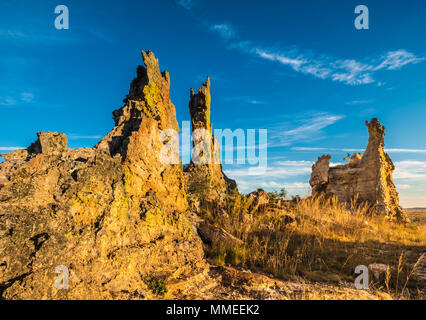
top-left (0, 51), bottom-right (207, 299)
top-left (309, 118), bottom-right (407, 222)
top-left (247, 189), bottom-right (270, 213)
top-left (184, 77), bottom-right (237, 204)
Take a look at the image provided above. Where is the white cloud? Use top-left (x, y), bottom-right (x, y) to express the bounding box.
top-left (20, 92), bottom-right (34, 103)
top-left (374, 50), bottom-right (424, 71)
top-left (226, 39), bottom-right (424, 85)
top-left (176, 0), bottom-right (195, 10)
top-left (291, 147), bottom-right (426, 154)
top-left (68, 135), bottom-right (103, 140)
top-left (0, 147), bottom-right (24, 151)
top-left (0, 97), bottom-right (16, 106)
top-left (0, 29), bottom-right (77, 44)
top-left (346, 100), bottom-right (372, 105)
top-left (399, 196), bottom-right (426, 209)
top-left (255, 49), bottom-right (305, 70)
top-left (222, 96), bottom-right (264, 105)
top-left (0, 92), bottom-right (35, 106)
top-left (236, 177), bottom-right (311, 195)
top-left (224, 160), bottom-right (312, 179)
top-left (394, 160), bottom-right (426, 180)
top-left (210, 23), bottom-right (237, 40)
top-left (396, 184), bottom-right (411, 190)
top-left (386, 148), bottom-right (426, 154)
top-left (270, 113), bottom-right (344, 147)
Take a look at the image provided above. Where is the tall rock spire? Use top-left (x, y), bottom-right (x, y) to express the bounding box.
top-left (0, 51), bottom-right (207, 299)
top-left (309, 118), bottom-right (407, 222)
top-left (184, 77), bottom-right (237, 204)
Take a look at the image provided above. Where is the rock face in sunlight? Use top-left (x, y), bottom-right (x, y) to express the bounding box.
top-left (183, 77), bottom-right (237, 206)
top-left (1, 50), bottom-right (420, 301)
top-left (0, 51), bottom-right (207, 299)
top-left (309, 118), bottom-right (408, 222)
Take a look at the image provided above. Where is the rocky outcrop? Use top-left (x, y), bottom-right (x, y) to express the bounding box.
top-left (309, 118), bottom-right (407, 222)
top-left (184, 77), bottom-right (237, 203)
top-left (0, 51), bottom-right (207, 299)
top-left (247, 189), bottom-right (270, 213)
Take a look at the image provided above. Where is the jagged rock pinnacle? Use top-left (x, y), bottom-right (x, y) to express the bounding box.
top-left (309, 118), bottom-right (408, 222)
top-left (184, 77), bottom-right (237, 204)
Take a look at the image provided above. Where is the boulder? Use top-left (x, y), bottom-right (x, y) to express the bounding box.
top-left (247, 189), bottom-right (270, 213)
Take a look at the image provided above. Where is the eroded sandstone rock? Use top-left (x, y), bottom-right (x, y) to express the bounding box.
top-left (247, 189), bottom-right (270, 213)
top-left (184, 77), bottom-right (237, 204)
top-left (0, 51), bottom-right (206, 299)
top-left (309, 118), bottom-right (408, 222)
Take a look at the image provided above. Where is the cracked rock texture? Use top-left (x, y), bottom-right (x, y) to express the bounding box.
top-left (184, 77), bottom-right (237, 205)
top-left (0, 51), bottom-right (206, 299)
top-left (309, 118), bottom-right (407, 222)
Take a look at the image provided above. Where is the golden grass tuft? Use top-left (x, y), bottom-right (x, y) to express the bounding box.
top-left (198, 194), bottom-right (426, 299)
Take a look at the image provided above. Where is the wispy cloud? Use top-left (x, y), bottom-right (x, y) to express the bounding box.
top-left (346, 100), bottom-right (373, 105)
top-left (0, 147), bottom-right (24, 151)
top-left (0, 29), bottom-right (78, 45)
top-left (269, 113), bottom-right (344, 147)
top-left (394, 161), bottom-right (426, 207)
top-left (68, 135), bottom-right (103, 140)
top-left (88, 29), bottom-right (115, 44)
top-left (396, 184), bottom-right (411, 190)
top-left (207, 24), bottom-right (424, 85)
top-left (176, 0), bottom-right (195, 10)
top-left (210, 23), bottom-right (237, 40)
top-left (0, 92), bottom-right (34, 106)
top-left (225, 160), bottom-right (313, 194)
top-left (222, 96), bottom-right (264, 105)
top-left (291, 147), bottom-right (426, 154)
top-left (250, 47), bottom-right (423, 85)
top-left (374, 50), bottom-right (424, 71)
top-left (0, 97), bottom-right (16, 106)
top-left (1, 27), bottom-right (114, 46)
top-left (394, 160), bottom-right (426, 180)
top-left (386, 148), bottom-right (426, 153)
top-left (20, 92), bottom-right (34, 103)
top-left (225, 160), bottom-right (313, 178)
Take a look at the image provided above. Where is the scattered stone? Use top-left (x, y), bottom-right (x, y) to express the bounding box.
top-left (247, 189), bottom-right (270, 213)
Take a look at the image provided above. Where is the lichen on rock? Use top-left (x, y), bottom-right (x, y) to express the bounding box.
top-left (0, 50), bottom-right (206, 299)
top-left (184, 77), bottom-right (237, 206)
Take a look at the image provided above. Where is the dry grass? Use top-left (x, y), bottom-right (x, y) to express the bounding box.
top-left (198, 194), bottom-right (426, 299)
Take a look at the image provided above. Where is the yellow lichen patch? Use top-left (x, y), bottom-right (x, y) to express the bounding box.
top-left (69, 193), bottom-right (103, 225)
top-left (68, 179), bottom-right (109, 225)
top-left (142, 82), bottom-right (162, 118)
top-left (110, 194), bottom-right (132, 224)
top-left (174, 214), bottom-right (193, 241)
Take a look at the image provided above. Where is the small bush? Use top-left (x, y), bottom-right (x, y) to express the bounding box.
top-left (145, 278), bottom-right (168, 296)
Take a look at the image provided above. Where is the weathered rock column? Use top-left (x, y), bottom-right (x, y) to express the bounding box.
top-left (184, 77), bottom-right (237, 202)
top-left (309, 118), bottom-right (408, 222)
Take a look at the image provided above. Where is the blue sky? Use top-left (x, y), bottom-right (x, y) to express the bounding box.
top-left (1, 0), bottom-right (426, 207)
